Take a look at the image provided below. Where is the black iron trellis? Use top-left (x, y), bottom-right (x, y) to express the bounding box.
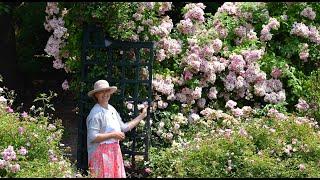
top-left (76, 24), bottom-right (154, 173)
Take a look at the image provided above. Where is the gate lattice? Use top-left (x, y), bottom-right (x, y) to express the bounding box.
top-left (76, 24), bottom-right (154, 172)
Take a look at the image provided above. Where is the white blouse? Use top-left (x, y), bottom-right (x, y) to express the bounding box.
top-left (86, 103), bottom-right (130, 159)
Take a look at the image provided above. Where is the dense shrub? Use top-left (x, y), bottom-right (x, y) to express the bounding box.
top-left (0, 76), bottom-right (84, 178)
top-left (149, 110), bottom-right (320, 177)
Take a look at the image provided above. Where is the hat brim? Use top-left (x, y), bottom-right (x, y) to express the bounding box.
top-left (87, 87), bottom-right (117, 97)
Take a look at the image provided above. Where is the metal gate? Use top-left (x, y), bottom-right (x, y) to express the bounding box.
top-left (76, 24), bottom-right (154, 173)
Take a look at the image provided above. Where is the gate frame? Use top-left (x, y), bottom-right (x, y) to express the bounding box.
top-left (76, 23), bottom-right (154, 173)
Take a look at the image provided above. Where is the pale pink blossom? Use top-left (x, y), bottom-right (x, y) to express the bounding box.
top-left (290, 22), bottom-right (309, 38)
top-left (21, 111), bottom-right (28, 118)
top-left (2, 146), bottom-right (17, 161)
top-left (191, 87), bottom-right (202, 99)
top-left (241, 49), bottom-right (264, 63)
top-left (0, 96), bottom-right (7, 103)
top-left (238, 128), bottom-right (248, 137)
top-left (260, 25), bottom-right (272, 41)
top-left (224, 129), bottom-right (232, 139)
top-left (173, 123), bottom-right (180, 130)
top-left (159, 121), bottom-right (165, 128)
top-left (145, 167), bottom-right (152, 174)
top-left (126, 102), bottom-right (134, 110)
top-left (268, 18), bottom-right (280, 30)
top-left (271, 67), bottom-right (282, 79)
top-left (242, 106), bottom-right (252, 117)
top-left (228, 54), bottom-right (246, 73)
top-left (159, 2), bottom-right (172, 15)
top-left (299, 51), bottom-right (309, 62)
top-left (284, 144), bottom-right (292, 155)
top-left (10, 164), bottom-right (20, 173)
top-left (18, 147), bottom-right (28, 156)
top-left (224, 72), bottom-right (237, 91)
top-left (225, 100), bottom-right (237, 109)
top-left (165, 132), bottom-right (173, 140)
top-left (300, 7), bottom-right (316, 20)
top-left (177, 18), bottom-right (194, 35)
top-left (141, 19), bottom-right (153, 26)
top-left (62, 79), bottom-right (69, 90)
top-left (156, 49), bottom-right (166, 62)
top-left (212, 39), bottom-right (223, 52)
top-left (234, 26), bottom-right (246, 37)
top-left (152, 74), bottom-right (175, 96)
top-left (200, 107), bottom-right (214, 117)
top-left (292, 138), bottom-right (298, 145)
top-left (232, 108), bottom-right (243, 117)
top-left (144, 2), bottom-right (155, 10)
top-left (6, 107), bottom-right (13, 113)
top-left (0, 159), bottom-right (5, 169)
top-left (247, 29), bottom-right (258, 40)
top-left (217, 2), bottom-right (237, 15)
top-left (18, 127), bottom-right (24, 135)
top-left (208, 87), bottom-right (218, 100)
top-left (202, 46), bottom-right (215, 59)
top-left (254, 83), bottom-right (266, 97)
top-left (184, 6), bottom-right (205, 22)
top-left (53, 26), bottom-right (67, 39)
top-left (47, 124), bottom-right (56, 131)
top-left (45, 2), bottom-right (59, 16)
top-left (295, 98), bottom-right (309, 112)
top-left (183, 70), bottom-right (193, 81)
top-left (298, 164), bottom-right (305, 171)
top-left (132, 13), bottom-right (143, 21)
top-left (188, 113), bottom-right (200, 123)
top-left (53, 59), bottom-right (64, 69)
top-left (308, 25), bottom-right (320, 45)
top-left (157, 100), bottom-right (168, 109)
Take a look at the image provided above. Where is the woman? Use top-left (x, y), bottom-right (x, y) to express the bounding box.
top-left (86, 79), bottom-right (147, 178)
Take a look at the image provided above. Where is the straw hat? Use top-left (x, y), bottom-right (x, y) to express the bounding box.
top-left (87, 80), bottom-right (117, 97)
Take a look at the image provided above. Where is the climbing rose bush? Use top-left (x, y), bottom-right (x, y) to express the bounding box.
top-left (41, 2), bottom-right (320, 177)
top-left (43, 1), bottom-right (320, 143)
top-left (42, 2), bottom-right (320, 177)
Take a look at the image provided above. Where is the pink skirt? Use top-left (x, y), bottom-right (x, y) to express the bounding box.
top-left (88, 142), bottom-right (126, 178)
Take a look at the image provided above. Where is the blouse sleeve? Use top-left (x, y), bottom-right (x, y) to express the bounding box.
top-left (87, 115), bottom-right (101, 143)
top-left (115, 111), bottom-right (130, 133)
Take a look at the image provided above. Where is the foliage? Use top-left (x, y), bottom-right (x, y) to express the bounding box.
top-left (40, 2), bottom-right (320, 176)
top-left (149, 112), bottom-right (320, 177)
top-left (0, 2), bottom-right (9, 15)
top-left (0, 78), bottom-right (85, 178)
top-left (300, 70), bottom-right (320, 121)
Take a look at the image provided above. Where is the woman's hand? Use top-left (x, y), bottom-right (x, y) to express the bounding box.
top-left (112, 131), bottom-right (125, 140)
top-left (141, 107), bottom-right (148, 118)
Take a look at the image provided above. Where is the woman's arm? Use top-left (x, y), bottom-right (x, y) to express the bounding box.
top-left (92, 131), bottom-right (125, 143)
top-left (126, 107), bottom-right (148, 131)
